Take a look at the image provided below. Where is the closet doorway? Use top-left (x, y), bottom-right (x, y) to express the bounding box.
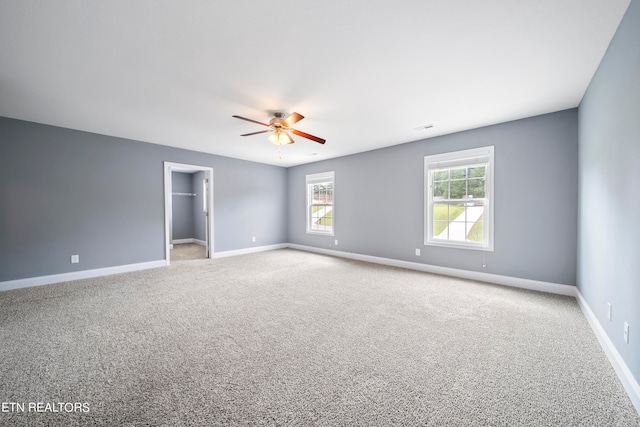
top-left (163, 162), bottom-right (214, 263)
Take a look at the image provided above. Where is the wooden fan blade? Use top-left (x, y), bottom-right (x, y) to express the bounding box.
top-left (232, 115), bottom-right (270, 127)
top-left (282, 112), bottom-right (304, 128)
top-left (291, 129), bottom-right (326, 144)
top-left (240, 130), bottom-right (271, 137)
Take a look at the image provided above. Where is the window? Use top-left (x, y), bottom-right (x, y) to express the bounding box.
top-left (306, 171), bottom-right (334, 235)
top-left (425, 146), bottom-right (494, 250)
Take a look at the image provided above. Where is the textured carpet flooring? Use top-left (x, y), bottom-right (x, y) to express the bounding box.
top-left (170, 243), bottom-right (207, 261)
top-left (0, 249), bottom-right (638, 426)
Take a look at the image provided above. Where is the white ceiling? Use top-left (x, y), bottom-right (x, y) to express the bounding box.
top-left (0, 1), bottom-right (631, 167)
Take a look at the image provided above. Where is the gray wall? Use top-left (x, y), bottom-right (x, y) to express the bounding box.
top-left (0, 117), bottom-right (288, 281)
top-left (578, 0), bottom-right (639, 384)
top-left (171, 171), bottom-right (195, 240)
top-left (288, 109), bottom-right (579, 285)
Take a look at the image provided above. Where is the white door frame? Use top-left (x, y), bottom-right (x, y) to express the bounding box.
top-left (164, 161), bottom-right (214, 264)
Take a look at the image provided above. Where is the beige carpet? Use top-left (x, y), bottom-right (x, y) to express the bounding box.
top-left (171, 242), bottom-right (207, 261)
top-left (0, 249), bottom-right (638, 426)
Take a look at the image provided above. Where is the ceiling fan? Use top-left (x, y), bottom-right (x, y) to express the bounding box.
top-left (232, 112), bottom-right (326, 145)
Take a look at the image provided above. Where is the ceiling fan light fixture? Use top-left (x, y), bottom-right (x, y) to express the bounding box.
top-left (268, 129), bottom-right (294, 145)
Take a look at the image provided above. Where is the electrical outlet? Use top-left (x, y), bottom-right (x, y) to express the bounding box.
top-left (415, 248), bottom-right (421, 256)
top-left (334, 239), bottom-right (338, 246)
top-left (71, 255), bottom-right (79, 264)
top-left (252, 236), bottom-right (256, 243)
top-left (607, 303), bottom-right (612, 321)
top-left (624, 322), bottom-right (629, 343)
top-left (482, 263), bottom-right (487, 268)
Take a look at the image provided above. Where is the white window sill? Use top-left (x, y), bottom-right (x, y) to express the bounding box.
top-left (307, 230), bottom-right (334, 237)
top-left (424, 240), bottom-right (494, 251)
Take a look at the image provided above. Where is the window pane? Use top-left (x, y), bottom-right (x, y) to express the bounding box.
top-left (450, 168), bottom-right (466, 179)
top-left (450, 180), bottom-right (466, 199)
top-left (468, 166), bottom-right (486, 178)
top-left (467, 178), bottom-right (485, 198)
top-left (325, 183), bottom-right (333, 203)
top-left (432, 202), bottom-right (485, 243)
top-left (464, 203), bottom-right (484, 243)
top-left (322, 209), bottom-right (333, 227)
top-left (312, 185), bottom-right (321, 202)
top-left (433, 203), bottom-right (449, 221)
top-left (433, 170), bottom-right (449, 181)
top-left (467, 214), bottom-right (484, 242)
top-left (311, 180), bottom-right (333, 232)
top-left (448, 202), bottom-right (465, 221)
top-left (433, 202), bottom-right (465, 239)
top-left (312, 182), bottom-right (333, 204)
top-left (311, 204), bottom-right (333, 231)
top-left (433, 221), bottom-right (449, 239)
top-left (433, 181), bottom-right (448, 199)
top-left (449, 203), bottom-right (464, 221)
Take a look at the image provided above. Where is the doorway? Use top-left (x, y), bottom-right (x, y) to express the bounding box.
top-left (164, 162), bottom-right (214, 263)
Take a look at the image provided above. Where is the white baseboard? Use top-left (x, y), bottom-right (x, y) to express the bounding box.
top-left (576, 290), bottom-right (640, 414)
top-left (0, 260), bottom-right (167, 292)
top-left (213, 243), bottom-right (288, 259)
top-left (1, 240), bottom-right (281, 291)
top-left (172, 238), bottom-right (206, 246)
top-left (172, 238), bottom-right (193, 244)
top-left (0, 242), bottom-right (579, 297)
top-left (287, 244), bottom-right (576, 297)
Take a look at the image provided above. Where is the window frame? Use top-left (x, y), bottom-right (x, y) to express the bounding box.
top-left (306, 171), bottom-right (335, 236)
top-left (424, 146), bottom-right (494, 251)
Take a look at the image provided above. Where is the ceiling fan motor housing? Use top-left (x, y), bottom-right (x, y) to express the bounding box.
top-left (270, 112), bottom-right (286, 129)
